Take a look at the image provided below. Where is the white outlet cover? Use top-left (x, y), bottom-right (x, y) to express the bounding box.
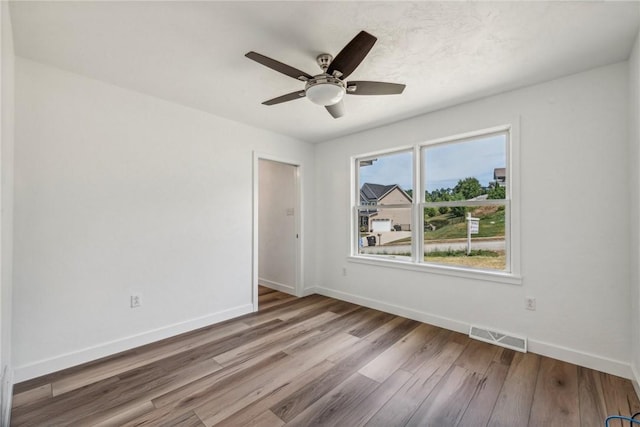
top-left (131, 294), bottom-right (142, 308)
top-left (525, 297), bottom-right (536, 310)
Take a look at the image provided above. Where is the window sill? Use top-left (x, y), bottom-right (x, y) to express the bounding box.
top-left (347, 255), bottom-right (523, 285)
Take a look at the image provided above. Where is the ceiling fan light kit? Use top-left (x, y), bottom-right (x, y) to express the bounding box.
top-left (245, 30), bottom-right (406, 118)
top-left (305, 76), bottom-right (346, 106)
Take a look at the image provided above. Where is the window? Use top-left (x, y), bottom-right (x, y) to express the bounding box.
top-left (422, 132), bottom-right (508, 272)
top-left (355, 150), bottom-right (413, 260)
top-left (352, 126), bottom-right (517, 280)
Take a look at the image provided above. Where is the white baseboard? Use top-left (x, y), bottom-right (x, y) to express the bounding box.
top-left (13, 304), bottom-right (253, 383)
top-left (527, 339), bottom-right (632, 379)
top-left (1, 365), bottom-right (13, 427)
top-left (301, 286), bottom-right (318, 297)
top-left (258, 278), bottom-right (295, 296)
top-left (313, 287), bottom-right (468, 335)
top-left (632, 364), bottom-right (640, 400)
top-left (313, 286), bottom-right (634, 379)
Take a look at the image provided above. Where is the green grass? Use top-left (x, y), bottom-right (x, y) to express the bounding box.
top-left (426, 248), bottom-right (500, 257)
top-left (388, 206), bottom-right (505, 245)
top-left (424, 207), bottom-right (505, 241)
top-left (426, 252), bottom-right (506, 270)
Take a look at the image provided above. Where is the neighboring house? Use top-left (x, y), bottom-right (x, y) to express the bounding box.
top-left (493, 167), bottom-right (506, 187)
top-left (359, 183), bottom-right (412, 232)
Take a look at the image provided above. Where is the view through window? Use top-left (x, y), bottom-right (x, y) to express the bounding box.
top-left (354, 130), bottom-right (510, 273)
top-left (422, 133), bottom-right (508, 271)
top-left (357, 150), bottom-right (413, 259)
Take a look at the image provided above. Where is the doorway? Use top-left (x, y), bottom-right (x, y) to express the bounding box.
top-left (253, 155), bottom-right (301, 311)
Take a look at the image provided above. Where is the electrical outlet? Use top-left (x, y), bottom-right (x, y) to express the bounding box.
top-left (525, 297), bottom-right (536, 311)
top-left (130, 293), bottom-right (141, 308)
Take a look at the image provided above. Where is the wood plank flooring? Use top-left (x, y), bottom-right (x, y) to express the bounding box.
top-left (11, 287), bottom-right (640, 426)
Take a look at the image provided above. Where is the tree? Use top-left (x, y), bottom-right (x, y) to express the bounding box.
top-left (449, 192), bottom-right (467, 217)
top-left (424, 207), bottom-right (437, 217)
top-left (454, 177), bottom-right (483, 200)
top-left (450, 206), bottom-right (467, 217)
top-left (487, 182), bottom-right (506, 199)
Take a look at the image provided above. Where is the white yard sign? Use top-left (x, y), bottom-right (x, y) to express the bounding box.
top-left (466, 213), bottom-right (480, 255)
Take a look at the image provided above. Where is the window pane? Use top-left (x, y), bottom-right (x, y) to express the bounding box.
top-left (358, 207), bottom-right (412, 259)
top-left (423, 204), bottom-right (506, 271)
top-left (423, 134), bottom-right (506, 202)
top-left (359, 151), bottom-right (413, 203)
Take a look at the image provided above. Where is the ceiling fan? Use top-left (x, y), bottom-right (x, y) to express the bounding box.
top-left (245, 31), bottom-right (406, 119)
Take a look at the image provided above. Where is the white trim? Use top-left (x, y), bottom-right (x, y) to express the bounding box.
top-left (413, 144), bottom-right (422, 264)
top-left (352, 147), bottom-right (414, 258)
top-left (356, 203), bottom-right (412, 209)
top-left (313, 286), bottom-right (469, 334)
top-left (418, 125), bottom-right (512, 148)
top-left (253, 152), bottom-right (304, 311)
top-left (527, 338), bottom-right (632, 379)
top-left (252, 155), bottom-right (259, 312)
top-left (301, 286), bottom-right (319, 297)
top-left (353, 145), bottom-right (415, 163)
top-left (350, 120), bottom-right (522, 281)
top-left (258, 278), bottom-right (295, 296)
top-left (313, 286), bottom-right (632, 379)
top-left (508, 118), bottom-right (522, 277)
top-left (1, 366), bottom-right (13, 427)
top-left (350, 157), bottom-right (358, 257)
top-left (421, 199), bottom-right (507, 208)
top-left (347, 255), bottom-right (523, 285)
top-left (632, 363), bottom-right (640, 400)
top-left (13, 304), bottom-right (252, 383)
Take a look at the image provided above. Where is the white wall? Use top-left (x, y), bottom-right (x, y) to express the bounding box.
top-left (258, 159), bottom-right (297, 294)
top-left (0, 1), bottom-right (14, 421)
top-left (630, 29), bottom-right (640, 390)
top-left (315, 62), bottom-right (632, 377)
top-left (13, 58), bottom-right (315, 381)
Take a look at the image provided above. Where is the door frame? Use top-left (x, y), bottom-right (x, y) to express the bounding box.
top-left (252, 152), bottom-right (303, 312)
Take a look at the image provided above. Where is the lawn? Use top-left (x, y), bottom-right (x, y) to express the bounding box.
top-left (425, 248), bottom-right (506, 270)
top-left (388, 205), bottom-right (506, 245)
top-left (424, 206), bottom-right (505, 241)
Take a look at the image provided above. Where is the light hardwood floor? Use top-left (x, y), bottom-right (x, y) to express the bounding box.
top-left (11, 287), bottom-right (640, 426)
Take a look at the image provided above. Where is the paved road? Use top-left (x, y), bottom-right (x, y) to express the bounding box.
top-left (360, 239), bottom-right (505, 255)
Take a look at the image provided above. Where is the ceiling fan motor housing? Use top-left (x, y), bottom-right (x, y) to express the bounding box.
top-left (304, 75), bottom-right (346, 106)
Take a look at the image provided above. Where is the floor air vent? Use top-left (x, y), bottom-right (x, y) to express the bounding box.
top-left (469, 325), bottom-right (527, 353)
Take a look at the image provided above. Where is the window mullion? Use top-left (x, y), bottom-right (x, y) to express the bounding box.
top-left (353, 127), bottom-right (513, 276)
top-left (413, 145), bottom-right (422, 264)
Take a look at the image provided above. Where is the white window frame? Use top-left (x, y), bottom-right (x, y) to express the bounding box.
top-left (353, 147), bottom-right (414, 261)
top-left (349, 123), bottom-right (521, 285)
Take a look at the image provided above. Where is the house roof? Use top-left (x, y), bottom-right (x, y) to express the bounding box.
top-left (360, 183), bottom-right (412, 204)
top-left (360, 183), bottom-right (396, 202)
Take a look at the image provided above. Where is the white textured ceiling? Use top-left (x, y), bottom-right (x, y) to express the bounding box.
top-left (9, 1), bottom-right (640, 143)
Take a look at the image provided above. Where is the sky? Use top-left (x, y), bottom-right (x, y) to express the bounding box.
top-left (359, 134), bottom-right (506, 193)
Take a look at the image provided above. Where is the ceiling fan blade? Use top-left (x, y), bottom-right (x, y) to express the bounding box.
top-left (327, 31), bottom-right (377, 79)
top-left (347, 81), bottom-right (406, 95)
top-left (245, 51), bottom-right (313, 81)
top-left (325, 100), bottom-right (345, 119)
top-left (262, 90), bottom-right (306, 106)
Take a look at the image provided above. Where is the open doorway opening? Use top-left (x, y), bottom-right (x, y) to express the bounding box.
top-left (253, 156), bottom-right (301, 311)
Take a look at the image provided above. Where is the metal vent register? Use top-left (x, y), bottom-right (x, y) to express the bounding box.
top-left (469, 325), bottom-right (527, 353)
